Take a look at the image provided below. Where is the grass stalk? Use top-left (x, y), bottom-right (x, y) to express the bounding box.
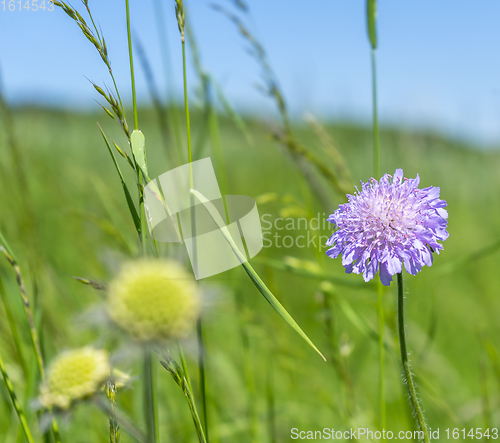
top-left (182, 40), bottom-right (193, 167)
top-left (0, 351), bottom-right (34, 443)
top-left (0, 275), bottom-right (28, 378)
top-left (97, 399), bottom-right (147, 443)
top-left (321, 287), bottom-right (354, 416)
top-left (161, 353), bottom-right (207, 443)
top-left (397, 273), bottom-right (430, 443)
top-left (266, 362), bottom-right (276, 443)
top-left (371, 49), bottom-right (380, 179)
top-left (125, 0), bottom-right (138, 131)
top-left (107, 379), bottom-right (120, 443)
top-left (177, 5), bottom-right (209, 440)
top-left (234, 289), bottom-right (259, 442)
top-left (152, 0), bottom-right (184, 165)
top-left (367, 0), bottom-right (384, 429)
top-left (0, 243), bottom-right (61, 443)
top-left (196, 319), bottom-right (209, 442)
top-left (144, 347), bottom-right (159, 443)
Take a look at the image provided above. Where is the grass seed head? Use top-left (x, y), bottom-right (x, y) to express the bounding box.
top-left (175, 0), bottom-right (186, 41)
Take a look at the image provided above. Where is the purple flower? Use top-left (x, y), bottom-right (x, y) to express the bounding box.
top-left (326, 169), bottom-right (448, 286)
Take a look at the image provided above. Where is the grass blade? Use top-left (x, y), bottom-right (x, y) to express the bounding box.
top-left (97, 124), bottom-right (141, 236)
top-left (190, 189), bottom-right (326, 361)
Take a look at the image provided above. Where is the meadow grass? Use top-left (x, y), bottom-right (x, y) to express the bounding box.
top-left (0, 105), bottom-right (499, 441)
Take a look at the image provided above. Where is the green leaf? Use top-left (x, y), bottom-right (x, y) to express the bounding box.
top-left (190, 189), bottom-right (326, 361)
top-left (367, 0), bottom-right (377, 49)
top-left (98, 124), bottom-right (142, 236)
top-left (131, 130), bottom-right (147, 175)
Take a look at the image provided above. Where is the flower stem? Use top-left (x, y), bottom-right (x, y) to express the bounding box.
top-left (397, 273), bottom-right (430, 443)
top-left (377, 281), bottom-right (386, 431)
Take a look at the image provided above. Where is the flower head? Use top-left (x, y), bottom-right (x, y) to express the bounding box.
top-left (107, 258), bottom-right (200, 342)
top-left (326, 169), bottom-right (448, 286)
top-left (39, 347), bottom-right (111, 410)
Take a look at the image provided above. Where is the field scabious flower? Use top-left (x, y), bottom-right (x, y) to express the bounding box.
top-left (107, 258), bottom-right (200, 342)
top-left (39, 347), bottom-right (111, 410)
top-left (326, 169), bottom-right (448, 286)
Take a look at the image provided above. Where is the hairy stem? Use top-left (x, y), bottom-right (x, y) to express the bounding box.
top-left (377, 281), bottom-right (386, 431)
top-left (397, 273), bottom-right (430, 443)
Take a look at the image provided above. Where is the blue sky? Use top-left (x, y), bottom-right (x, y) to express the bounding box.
top-left (1, 0), bottom-right (500, 145)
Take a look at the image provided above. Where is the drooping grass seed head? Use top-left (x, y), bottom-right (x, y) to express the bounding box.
top-left (39, 347), bottom-right (111, 410)
top-left (175, 0), bottom-right (186, 41)
top-left (107, 258), bottom-right (200, 342)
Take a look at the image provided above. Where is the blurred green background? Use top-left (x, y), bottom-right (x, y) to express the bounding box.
top-left (0, 103), bottom-right (499, 441)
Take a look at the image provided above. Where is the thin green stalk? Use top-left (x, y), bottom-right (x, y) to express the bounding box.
top-left (178, 7), bottom-right (209, 440)
top-left (0, 351), bottom-right (34, 443)
top-left (0, 276), bottom-right (28, 377)
top-left (161, 353), bottom-right (207, 443)
top-left (125, 0), bottom-right (147, 260)
top-left (371, 49), bottom-right (380, 179)
top-left (97, 399), bottom-right (148, 443)
top-left (177, 343), bottom-right (193, 392)
top-left (367, 1), bottom-right (384, 428)
top-left (266, 363), bottom-right (276, 443)
top-left (0, 249), bottom-right (43, 378)
top-left (182, 39), bottom-right (193, 167)
top-left (107, 379), bottom-right (120, 443)
top-left (377, 280), bottom-right (386, 431)
top-left (234, 289), bottom-right (259, 442)
top-left (0, 245), bottom-right (61, 443)
top-left (322, 287), bottom-right (354, 416)
top-left (397, 273), bottom-right (430, 443)
top-left (144, 347), bottom-right (159, 443)
top-left (197, 319), bottom-right (209, 442)
top-left (125, 0), bottom-right (138, 131)
top-left (153, 0), bottom-right (184, 165)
